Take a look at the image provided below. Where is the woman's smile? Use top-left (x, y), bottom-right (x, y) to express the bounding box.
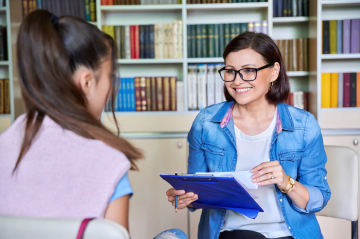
top-left (234, 87), bottom-right (253, 94)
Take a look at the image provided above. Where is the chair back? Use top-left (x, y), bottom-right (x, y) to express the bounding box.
top-left (316, 145), bottom-right (359, 221)
top-left (0, 215), bottom-right (129, 239)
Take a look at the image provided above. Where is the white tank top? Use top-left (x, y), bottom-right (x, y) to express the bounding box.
top-left (221, 109), bottom-right (292, 238)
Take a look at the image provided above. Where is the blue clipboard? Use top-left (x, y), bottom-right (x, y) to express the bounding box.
top-left (160, 174), bottom-right (263, 219)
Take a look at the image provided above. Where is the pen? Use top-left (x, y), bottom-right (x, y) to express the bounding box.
top-left (175, 172), bottom-right (178, 213)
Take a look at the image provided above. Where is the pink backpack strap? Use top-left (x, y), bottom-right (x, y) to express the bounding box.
top-left (76, 218), bottom-right (95, 239)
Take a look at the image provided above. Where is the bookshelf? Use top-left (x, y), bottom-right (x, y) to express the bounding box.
top-left (0, 0), bottom-right (14, 134)
top-left (317, 0), bottom-right (360, 130)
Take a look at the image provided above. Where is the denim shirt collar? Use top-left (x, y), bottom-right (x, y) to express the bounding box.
top-left (211, 101), bottom-right (295, 134)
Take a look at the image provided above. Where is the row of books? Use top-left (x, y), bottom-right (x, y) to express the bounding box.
top-left (273, 0), bottom-right (309, 18)
top-left (187, 64), bottom-right (226, 110)
top-left (285, 91), bottom-right (309, 111)
top-left (322, 72), bottom-right (360, 108)
top-left (322, 19), bottom-right (360, 54)
top-left (0, 0), bottom-right (5, 7)
top-left (105, 77), bottom-right (183, 112)
top-left (0, 79), bottom-right (10, 114)
top-left (101, 0), bottom-right (181, 4)
top-left (0, 26), bottom-right (8, 61)
top-left (187, 21), bottom-right (268, 58)
top-left (274, 38), bottom-right (308, 72)
top-left (22, 0), bottom-right (97, 22)
top-left (102, 21), bottom-right (183, 59)
top-left (187, 0), bottom-right (266, 4)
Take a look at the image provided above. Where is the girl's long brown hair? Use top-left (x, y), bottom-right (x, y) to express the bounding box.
top-left (14, 10), bottom-right (142, 172)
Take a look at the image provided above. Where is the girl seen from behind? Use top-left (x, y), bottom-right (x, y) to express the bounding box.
top-left (0, 10), bottom-right (186, 239)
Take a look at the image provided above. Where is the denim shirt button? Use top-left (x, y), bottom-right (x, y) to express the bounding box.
top-left (288, 226), bottom-right (291, 230)
top-left (325, 176), bottom-right (327, 180)
top-left (280, 199), bottom-right (283, 202)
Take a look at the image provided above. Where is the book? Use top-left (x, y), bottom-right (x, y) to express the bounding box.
top-left (146, 77), bottom-right (151, 111)
top-left (196, 25), bottom-right (202, 58)
top-left (224, 24), bottom-right (231, 49)
top-left (201, 25), bottom-right (207, 58)
top-left (134, 77), bottom-right (141, 111)
top-left (122, 78), bottom-right (127, 111)
top-left (140, 77), bottom-right (146, 111)
top-left (134, 25), bottom-right (140, 59)
top-left (330, 73), bottom-right (338, 108)
top-left (261, 20), bottom-right (268, 35)
top-left (3, 79), bottom-right (9, 113)
top-left (344, 73), bottom-right (351, 107)
top-left (163, 77), bottom-right (170, 111)
top-left (197, 64), bottom-right (207, 110)
top-left (215, 64), bottom-right (224, 104)
top-left (124, 26), bottom-right (131, 59)
top-left (219, 24), bottom-right (224, 58)
top-left (357, 72), bottom-right (360, 107)
top-left (208, 24), bottom-right (215, 58)
top-left (254, 22), bottom-right (261, 33)
top-left (329, 20), bottom-right (337, 54)
top-left (214, 24), bottom-right (220, 58)
top-left (170, 77), bottom-right (177, 111)
top-left (343, 20), bottom-right (351, 54)
top-left (336, 20), bottom-right (343, 54)
top-left (207, 64), bottom-right (215, 107)
top-left (139, 25), bottom-right (145, 59)
top-left (176, 81), bottom-right (184, 112)
top-left (150, 77), bottom-right (157, 111)
top-left (350, 73), bottom-right (357, 107)
top-left (248, 22), bottom-right (254, 32)
top-left (350, 19), bottom-right (360, 54)
top-left (321, 73), bottom-right (331, 108)
top-left (0, 79), bottom-right (3, 113)
top-left (130, 78), bottom-right (135, 111)
top-left (188, 64), bottom-right (197, 110)
top-left (90, 0), bottom-right (96, 21)
top-left (156, 77), bottom-right (163, 111)
top-left (338, 73), bottom-right (343, 108)
top-left (322, 21), bottom-right (330, 54)
top-left (114, 26), bottom-right (121, 59)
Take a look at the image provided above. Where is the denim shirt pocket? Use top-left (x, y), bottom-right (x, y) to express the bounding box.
top-left (201, 142), bottom-right (226, 172)
top-left (278, 151), bottom-right (304, 179)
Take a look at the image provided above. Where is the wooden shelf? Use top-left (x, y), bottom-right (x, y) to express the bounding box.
top-left (100, 5), bottom-right (182, 12)
top-left (117, 59), bottom-right (183, 64)
top-left (287, 71), bottom-right (310, 77)
top-left (321, 54), bottom-right (360, 60)
top-left (272, 17), bottom-right (310, 23)
top-left (186, 2), bottom-right (269, 10)
top-left (321, 0), bottom-right (360, 8)
top-left (187, 57), bottom-right (224, 63)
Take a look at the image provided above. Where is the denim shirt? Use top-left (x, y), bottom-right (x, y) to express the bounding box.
top-left (187, 101), bottom-right (331, 239)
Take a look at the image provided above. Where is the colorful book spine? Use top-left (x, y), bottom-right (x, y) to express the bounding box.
top-left (350, 19), bottom-right (360, 54)
top-left (350, 73), bottom-right (357, 107)
top-left (344, 73), bottom-right (351, 107)
top-left (163, 77), bottom-right (170, 111)
top-left (145, 77), bottom-right (151, 111)
top-left (130, 78), bottom-right (135, 111)
top-left (321, 73), bottom-right (331, 108)
top-left (140, 77), bottom-right (146, 111)
top-left (329, 20), bottom-right (337, 54)
top-left (170, 77), bottom-right (177, 111)
top-left (322, 21), bottom-right (330, 54)
top-left (156, 77), bottom-right (163, 111)
top-left (357, 73), bottom-right (360, 107)
top-left (330, 73), bottom-right (338, 108)
top-left (336, 20), bottom-right (343, 54)
top-left (338, 73), bottom-right (343, 108)
top-left (134, 77), bottom-right (141, 111)
top-left (126, 77), bottom-right (132, 111)
top-left (206, 64), bottom-right (215, 107)
top-left (122, 78), bottom-right (127, 111)
top-left (150, 77), bottom-right (157, 111)
top-left (343, 20), bottom-right (351, 54)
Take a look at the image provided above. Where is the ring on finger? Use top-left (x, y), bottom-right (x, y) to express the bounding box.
top-left (270, 172), bottom-right (275, 179)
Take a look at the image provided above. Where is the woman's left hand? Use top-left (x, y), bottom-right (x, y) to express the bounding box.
top-left (251, 161), bottom-right (290, 191)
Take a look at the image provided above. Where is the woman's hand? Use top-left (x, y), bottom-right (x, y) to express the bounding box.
top-left (166, 188), bottom-right (198, 210)
top-left (251, 161), bottom-right (290, 191)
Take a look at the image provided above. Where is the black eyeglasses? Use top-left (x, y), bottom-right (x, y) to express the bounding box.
top-left (218, 63), bottom-right (274, 82)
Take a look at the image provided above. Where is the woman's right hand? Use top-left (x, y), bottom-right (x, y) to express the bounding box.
top-left (166, 188), bottom-right (198, 210)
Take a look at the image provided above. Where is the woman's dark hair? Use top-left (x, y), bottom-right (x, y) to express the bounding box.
top-left (15, 10), bottom-right (142, 172)
top-left (222, 31), bottom-right (290, 104)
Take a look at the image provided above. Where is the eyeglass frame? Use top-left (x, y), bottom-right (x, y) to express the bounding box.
top-left (218, 63), bottom-right (275, 82)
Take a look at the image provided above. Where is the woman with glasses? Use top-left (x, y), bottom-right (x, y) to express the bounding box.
top-left (165, 32), bottom-right (331, 239)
